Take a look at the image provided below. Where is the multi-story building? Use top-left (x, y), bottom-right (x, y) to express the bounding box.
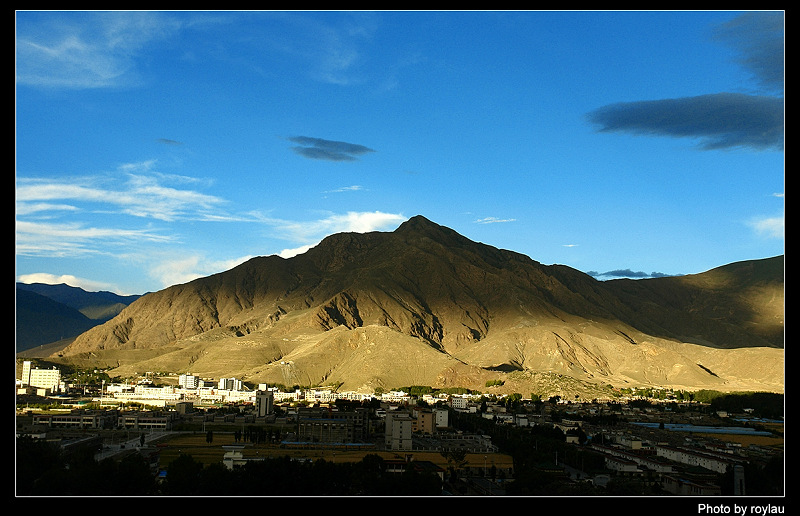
top-left (255, 390), bottom-right (274, 417)
top-left (385, 411), bottom-right (413, 451)
top-left (294, 407), bottom-right (370, 443)
top-left (218, 377), bottom-right (242, 391)
top-left (179, 373), bottom-right (200, 389)
top-left (433, 407), bottom-right (449, 429)
top-left (117, 410), bottom-right (175, 431)
top-left (20, 361), bottom-right (62, 393)
top-left (412, 407), bottom-right (435, 434)
top-left (32, 409), bottom-right (117, 429)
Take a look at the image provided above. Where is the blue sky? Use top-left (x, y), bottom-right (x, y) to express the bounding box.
top-left (15, 10), bottom-right (784, 295)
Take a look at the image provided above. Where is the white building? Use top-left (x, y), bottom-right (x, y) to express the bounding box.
top-left (20, 361), bottom-right (62, 393)
top-left (381, 390), bottom-right (411, 403)
top-left (449, 395), bottom-right (468, 410)
top-left (218, 377), bottom-right (243, 391)
top-left (179, 373), bottom-right (200, 389)
top-left (655, 445), bottom-right (744, 474)
top-left (434, 407), bottom-right (449, 428)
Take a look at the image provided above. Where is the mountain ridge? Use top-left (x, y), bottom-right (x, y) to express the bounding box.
top-left (41, 215), bottom-right (784, 396)
top-left (15, 283), bottom-right (142, 351)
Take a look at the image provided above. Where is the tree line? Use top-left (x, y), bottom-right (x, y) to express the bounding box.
top-left (16, 435), bottom-right (442, 496)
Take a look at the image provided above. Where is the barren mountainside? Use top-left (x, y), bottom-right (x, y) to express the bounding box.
top-left (54, 216), bottom-right (784, 396)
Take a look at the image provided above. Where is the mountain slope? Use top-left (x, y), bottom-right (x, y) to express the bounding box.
top-left (15, 283), bottom-right (142, 352)
top-left (16, 282), bottom-right (141, 321)
top-left (52, 216), bottom-right (784, 395)
top-left (16, 289), bottom-right (97, 351)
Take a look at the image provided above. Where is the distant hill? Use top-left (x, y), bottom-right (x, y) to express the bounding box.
top-left (15, 289), bottom-right (96, 352)
top-left (15, 283), bottom-right (141, 352)
top-left (47, 216), bottom-right (784, 397)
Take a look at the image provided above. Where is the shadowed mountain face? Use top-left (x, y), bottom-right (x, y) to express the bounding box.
top-left (16, 283), bottom-right (141, 352)
top-left (53, 216), bottom-right (784, 396)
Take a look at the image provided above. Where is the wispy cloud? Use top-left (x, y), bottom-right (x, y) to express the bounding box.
top-left (15, 11), bottom-right (182, 89)
top-left (157, 138), bottom-right (184, 146)
top-left (324, 185), bottom-right (365, 193)
top-left (474, 216), bottom-right (517, 224)
top-left (15, 219), bottom-right (172, 258)
top-left (265, 11), bottom-right (379, 86)
top-left (586, 11), bottom-right (784, 151)
top-left (15, 163), bottom-right (231, 258)
top-left (16, 165), bottom-right (229, 223)
top-left (288, 136), bottom-right (375, 162)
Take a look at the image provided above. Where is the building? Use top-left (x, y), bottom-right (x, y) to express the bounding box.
top-left (32, 409), bottom-right (117, 429)
top-left (434, 408), bottom-right (449, 429)
top-left (449, 396), bottom-right (469, 410)
top-left (385, 411), bottom-right (413, 451)
top-left (655, 445), bottom-right (745, 474)
top-left (412, 408), bottom-right (435, 434)
top-left (117, 410), bottom-right (175, 431)
top-left (294, 407), bottom-right (370, 443)
top-left (20, 361), bottom-right (62, 393)
top-left (179, 373), bottom-right (200, 389)
top-left (218, 377), bottom-right (243, 391)
top-left (661, 474), bottom-right (722, 496)
top-left (255, 390), bottom-right (274, 417)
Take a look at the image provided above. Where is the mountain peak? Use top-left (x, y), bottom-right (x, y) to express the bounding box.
top-left (395, 214), bottom-right (439, 232)
top-left (394, 215), bottom-right (465, 243)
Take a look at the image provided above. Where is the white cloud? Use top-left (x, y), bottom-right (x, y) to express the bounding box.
top-left (279, 244), bottom-right (317, 259)
top-left (16, 11), bottom-right (182, 89)
top-left (148, 254), bottom-right (255, 289)
top-left (324, 185), bottom-right (364, 193)
top-left (749, 215), bottom-right (784, 239)
top-left (474, 217), bottom-right (516, 224)
top-left (15, 165), bottom-right (235, 258)
top-left (273, 211), bottom-right (406, 258)
top-left (16, 167), bottom-right (229, 223)
top-left (15, 219), bottom-right (172, 257)
top-left (274, 211), bottom-right (406, 243)
top-left (17, 272), bottom-right (115, 292)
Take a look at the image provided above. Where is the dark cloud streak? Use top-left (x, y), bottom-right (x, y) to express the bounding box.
top-left (587, 93), bottom-right (784, 151)
top-left (289, 136), bottom-right (375, 162)
top-left (587, 269), bottom-right (676, 280)
top-left (712, 11), bottom-right (784, 94)
top-left (586, 11), bottom-right (784, 152)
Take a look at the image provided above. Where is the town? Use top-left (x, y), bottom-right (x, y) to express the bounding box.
top-left (16, 360), bottom-right (784, 497)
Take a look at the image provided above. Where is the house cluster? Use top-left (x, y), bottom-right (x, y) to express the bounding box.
top-left (17, 363), bottom-right (782, 496)
top-left (583, 430), bottom-right (752, 496)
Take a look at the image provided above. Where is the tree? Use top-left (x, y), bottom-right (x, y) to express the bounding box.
top-left (440, 448), bottom-right (468, 481)
top-left (164, 453), bottom-right (203, 495)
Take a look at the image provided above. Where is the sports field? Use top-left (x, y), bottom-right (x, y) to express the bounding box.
top-left (153, 432), bottom-right (514, 472)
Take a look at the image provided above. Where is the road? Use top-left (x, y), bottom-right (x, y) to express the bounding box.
top-left (94, 431), bottom-right (175, 461)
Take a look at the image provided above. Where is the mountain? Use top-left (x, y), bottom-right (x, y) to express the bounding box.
top-left (15, 283), bottom-right (142, 352)
top-left (49, 216), bottom-right (784, 397)
top-left (15, 289), bottom-right (97, 352)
